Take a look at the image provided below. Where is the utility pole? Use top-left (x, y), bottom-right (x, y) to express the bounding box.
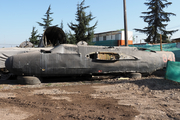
top-left (123, 0), bottom-right (128, 46)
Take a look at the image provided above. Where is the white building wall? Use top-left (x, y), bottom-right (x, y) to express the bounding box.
top-left (99, 36), bottom-right (103, 41)
top-left (121, 31), bottom-right (133, 40)
top-left (128, 31), bottom-right (133, 41)
top-left (112, 35), bottom-right (115, 40)
top-left (93, 31), bottom-right (133, 42)
top-left (106, 35), bottom-right (111, 40)
top-left (121, 31), bottom-right (124, 40)
top-left (115, 34), bottom-right (121, 40)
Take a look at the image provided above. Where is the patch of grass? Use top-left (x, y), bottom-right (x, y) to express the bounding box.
top-left (55, 84), bottom-right (62, 87)
top-left (64, 83), bottom-right (70, 86)
top-left (46, 83), bottom-right (52, 87)
top-left (93, 80), bottom-right (102, 83)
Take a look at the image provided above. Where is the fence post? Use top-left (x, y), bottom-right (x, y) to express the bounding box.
top-left (160, 34), bottom-right (162, 51)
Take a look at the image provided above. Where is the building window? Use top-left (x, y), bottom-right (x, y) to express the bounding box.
top-left (115, 34), bottom-right (120, 40)
top-left (96, 37), bottom-right (99, 41)
top-left (103, 36), bottom-right (106, 41)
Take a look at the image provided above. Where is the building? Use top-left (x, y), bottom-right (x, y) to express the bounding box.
top-left (93, 30), bottom-right (133, 46)
top-left (172, 38), bottom-right (180, 48)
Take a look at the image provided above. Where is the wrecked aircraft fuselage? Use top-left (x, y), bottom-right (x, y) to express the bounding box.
top-left (5, 44), bottom-right (175, 78)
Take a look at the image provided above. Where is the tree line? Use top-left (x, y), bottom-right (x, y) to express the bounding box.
top-left (134, 0), bottom-right (178, 43)
top-left (29, 0), bottom-right (97, 46)
top-left (29, 0), bottom-right (178, 46)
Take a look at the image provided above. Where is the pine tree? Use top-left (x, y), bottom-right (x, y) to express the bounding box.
top-left (29, 27), bottom-right (39, 46)
top-left (60, 20), bottom-right (63, 30)
top-left (134, 0), bottom-right (178, 43)
top-left (37, 5), bottom-right (57, 30)
top-left (68, 0), bottom-right (97, 44)
top-left (66, 31), bottom-right (77, 44)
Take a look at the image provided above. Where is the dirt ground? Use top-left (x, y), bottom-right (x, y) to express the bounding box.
top-left (0, 75), bottom-right (180, 120)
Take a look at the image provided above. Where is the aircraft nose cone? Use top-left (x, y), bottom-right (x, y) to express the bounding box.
top-left (5, 56), bottom-right (13, 71)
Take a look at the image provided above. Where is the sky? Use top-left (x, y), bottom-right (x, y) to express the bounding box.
top-left (0, 0), bottom-right (180, 47)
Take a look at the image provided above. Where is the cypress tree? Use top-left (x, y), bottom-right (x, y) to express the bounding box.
top-left (134, 0), bottom-right (178, 43)
top-left (68, 0), bottom-right (97, 44)
top-left (29, 27), bottom-right (39, 46)
top-left (37, 5), bottom-right (57, 30)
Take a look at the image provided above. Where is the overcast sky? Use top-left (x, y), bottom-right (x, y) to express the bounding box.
top-left (0, 0), bottom-right (180, 47)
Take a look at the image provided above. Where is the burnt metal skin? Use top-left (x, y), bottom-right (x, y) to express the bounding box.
top-left (5, 44), bottom-right (175, 77)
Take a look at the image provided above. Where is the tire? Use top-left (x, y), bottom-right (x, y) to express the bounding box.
top-left (0, 73), bottom-right (12, 80)
top-left (17, 76), bottom-right (41, 85)
top-left (129, 73), bottom-right (142, 79)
